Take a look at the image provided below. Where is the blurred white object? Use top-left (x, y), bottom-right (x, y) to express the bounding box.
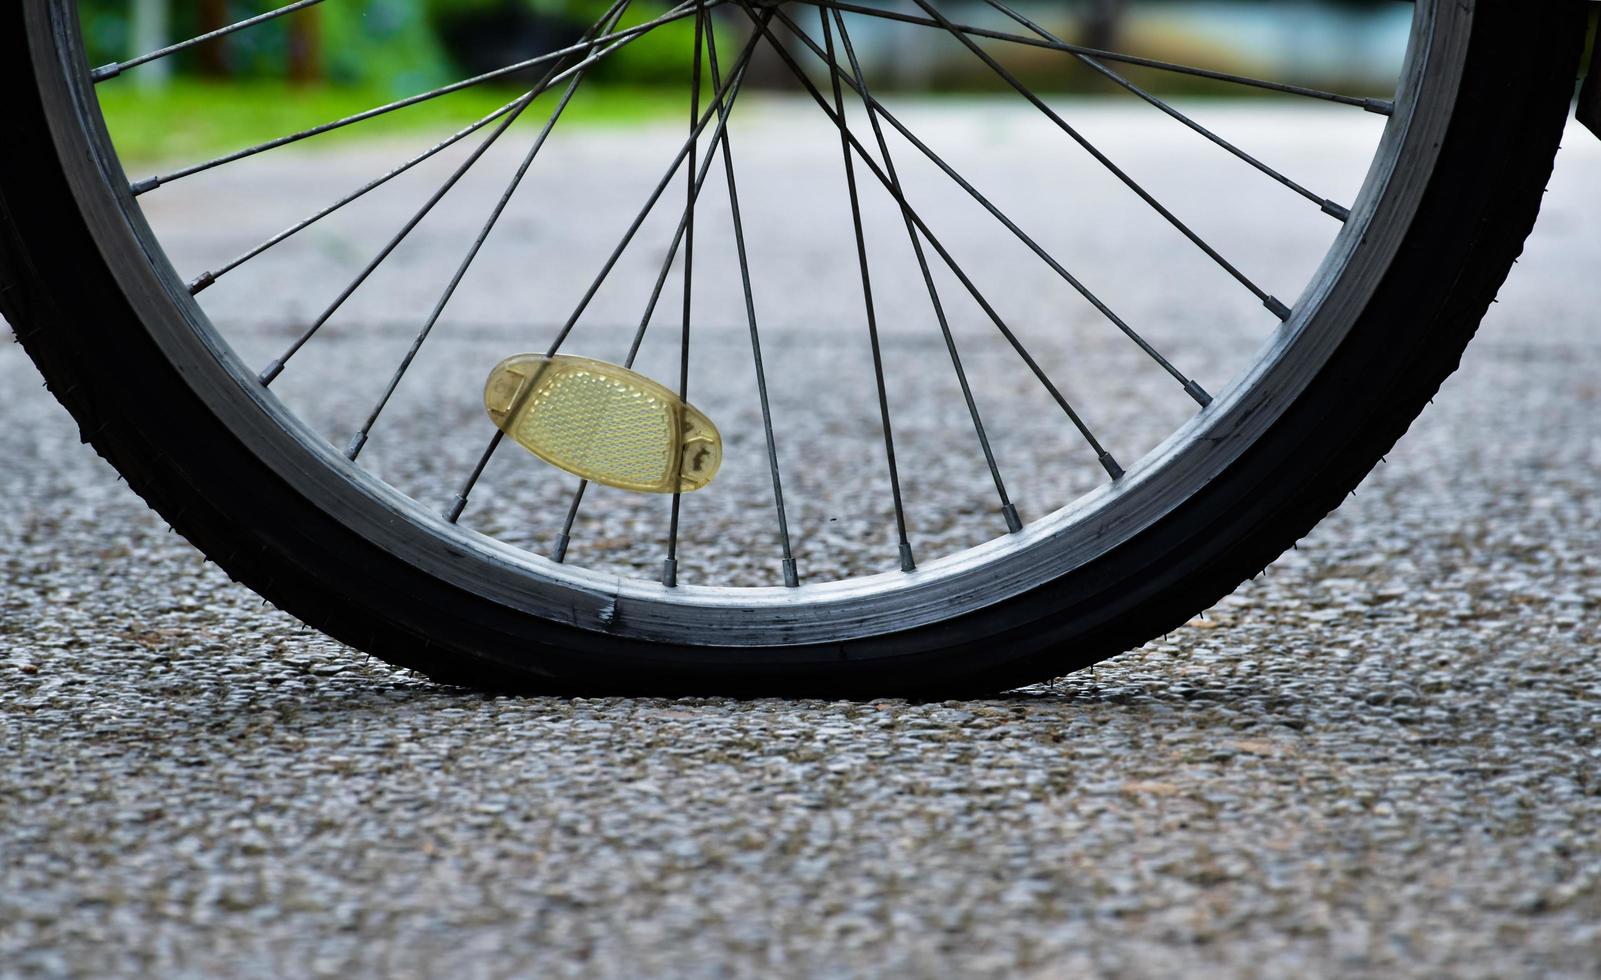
top-left (129, 0), bottom-right (170, 89)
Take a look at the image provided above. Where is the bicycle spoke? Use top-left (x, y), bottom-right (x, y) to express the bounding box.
top-left (820, 10), bottom-right (915, 571)
top-left (129, 0), bottom-right (711, 196)
top-left (747, 9), bottom-right (1138, 478)
top-left (900, 0), bottom-right (1292, 322)
top-left (795, 6), bottom-right (1019, 535)
top-left (663, 6), bottom-right (709, 589)
top-left (551, 479), bottom-right (588, 563)
top-left (343, 2), bottom-right (634, 462)
top-left (766, 5), bottom-right (1210, 405)
top-left (256, 0), bottom-right (651, 386)
top-left (257, 105), bottom-right (534, 385)
top-left (785, 0), bottom-right (1393, 115)
top-left (446, 431), bottom-right (503, 524)
top-left (834, 9), bottom-right (1124, 480)
top-left (980, 0), bottom-right (1350, 222)
top-left (550, 11), bottom-right (781, 576)
top-left (191, 94), bottom-right (530, 295)
top-left (708, 19), bottom-right (803, 585)
top-left (540, 16), bottom-right (770, 361)
top-left (92, 0), bottom-right (326, 82)
top-left (550, 6), bottom-right (742, 569)
top-left (448, 9), bottom-right (774, 530)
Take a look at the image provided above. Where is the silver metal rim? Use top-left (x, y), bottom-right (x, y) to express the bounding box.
top-left (33, 0), bottom-right (1468, 647)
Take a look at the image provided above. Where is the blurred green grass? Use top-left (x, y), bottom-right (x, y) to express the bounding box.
top-left (95, 80), bottom-right (687, 162)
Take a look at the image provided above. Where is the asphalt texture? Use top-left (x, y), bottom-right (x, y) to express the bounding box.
top-left (3, 102), bottom-right (1599, 977)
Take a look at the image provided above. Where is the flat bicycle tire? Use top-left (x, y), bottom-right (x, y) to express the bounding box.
top-left (0, 0), bottom-right (1589, 694)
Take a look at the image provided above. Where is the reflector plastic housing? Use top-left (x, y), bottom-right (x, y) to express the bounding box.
top-left (484, 354), bottom-right (722, 493)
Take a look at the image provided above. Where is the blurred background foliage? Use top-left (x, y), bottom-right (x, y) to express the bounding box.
top-left (81, 0), bottom-right (1410, 159)
top-left (82, 0), bottom-right (747, 90)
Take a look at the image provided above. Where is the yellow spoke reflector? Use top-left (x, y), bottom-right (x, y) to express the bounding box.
top-left (484, 354), bottom-right (722, 494)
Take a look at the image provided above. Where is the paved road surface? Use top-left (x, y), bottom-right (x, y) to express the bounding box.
top-left (3, 104), bottom-right (1599, 977)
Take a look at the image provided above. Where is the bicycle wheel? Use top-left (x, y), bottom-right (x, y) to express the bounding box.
top-left (1, 0), bottom-right (1587, 694)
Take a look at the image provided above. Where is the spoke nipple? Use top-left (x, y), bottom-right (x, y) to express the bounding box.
top-left (189, 271), bottom-right (217, 295)
top-left (129, 176), bottom-right (161, 197)
top-left (1001, 503), bottom-right (1023, 534)
top-left (1184, 379), bottom-right (1213, 407)
top-left (1321, 200), bottom-right (1351, 223)
top-left (1265, 296), bottom-right (1292, 322)
top-left (781, 558), bottom-right (800, 589)
top-left (661, 558), bottom-right (678, 588)
top-left (552, 532), bottom-right (571, 564)
top-left (898, 541), bottom-right (916, 573)
top-left (91, 63), bottom-right (123, 82)
top-left (1363, 98), bottom-right (1395, 117)
top-left (444, 494), bottom-right (468, 524)
top-left (1099, 452), bottom-right (1125, 481)
top-left (344, 432), bottom-right (368, 461)
top-left (258, 359), bottom-right (284, 386)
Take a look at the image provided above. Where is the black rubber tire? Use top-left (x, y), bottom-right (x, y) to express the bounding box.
top-left (1, 0), bottom-right (1589, 695)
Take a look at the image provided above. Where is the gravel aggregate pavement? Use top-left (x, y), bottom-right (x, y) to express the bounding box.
top-left (3, 105), bottom-right (1599, 978)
